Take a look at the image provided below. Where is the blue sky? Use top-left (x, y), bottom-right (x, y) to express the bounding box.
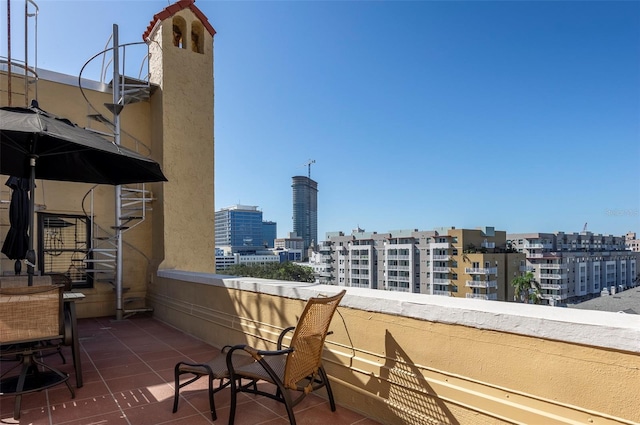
top-left (2, 0), bottom-right (639, 239)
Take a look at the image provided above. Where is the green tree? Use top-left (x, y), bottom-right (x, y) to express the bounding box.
top-left (224, 262), bottom-right (315, 283)
top-left (511, 271), bottom-right (542, 304)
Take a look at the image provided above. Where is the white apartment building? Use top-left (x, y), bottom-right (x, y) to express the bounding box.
top-left (321, 227), bottom-right (523, 301)
top-left (508, 231), bottom-right (638, 305)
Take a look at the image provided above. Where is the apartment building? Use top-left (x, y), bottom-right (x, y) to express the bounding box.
top-left (625, 231), bottom-right (640, 252)
top-left (274, 232), bottom-right (305, 261)
top-left (508, 231), bottom-right (639, 305)
top-left (321, 227), bottom-right (524, 301)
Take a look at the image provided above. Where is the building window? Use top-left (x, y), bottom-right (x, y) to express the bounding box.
top-left (191, 21), bottom-right (204, 53)
top-left (173, 17), bottom-right (187, 48)
top-left (37, 213), bottom-right (92, 288)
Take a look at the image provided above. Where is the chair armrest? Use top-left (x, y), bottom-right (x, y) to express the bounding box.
top-left (277, 326), bottom-right (296, 350)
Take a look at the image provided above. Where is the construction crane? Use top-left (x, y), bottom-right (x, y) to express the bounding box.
top-left (304, 159), bottom-right (315, 180)
top-left (583, 222), bottom-right (588, 232)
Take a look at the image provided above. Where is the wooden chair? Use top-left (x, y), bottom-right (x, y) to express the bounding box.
top-left (0, 284), bottom-right (75, 420)
top-left (225, 290), bottom-right (346, 425)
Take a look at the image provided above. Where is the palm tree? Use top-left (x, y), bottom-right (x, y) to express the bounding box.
top-left (511, 271), bottom-right (542, 304)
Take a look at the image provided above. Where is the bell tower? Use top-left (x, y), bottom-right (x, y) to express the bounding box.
top-left (143, 0), bottom-right (216, 272)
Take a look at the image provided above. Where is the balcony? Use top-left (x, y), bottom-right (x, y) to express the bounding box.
top-left (524, 243), bottom-right (552, 249)
top-left (432, 278), bottom-right (450, 284)
top-left (465, 280), bottom-right (498, 288)
top-left (387, 264), bottom-right (410, 271)
top-left (350, 254), bottom-right (369, 260)
top-left (465, 293), bottom-right (498, 300)
top-left (430, 242), bottom-right (450, 249)
top-left (432, 290), bottom-right (451, 296)
top-left (431, 266), bottom-right (449, 272)
top-left (540, 283), bottom-right (568, 291)
top-left (539, 264), bottom-right (566, 270)
top-left (432, 254), bottom-right (450, 261)
top-left (0, 315), bottom-right (374, 425)
top-left (3, 272), bottom-right (639, 425)
top-left (465, 267), bottom-right (498, 275)
top-left (481, 241), bottom-right (495, 249)
top-left (540, 273), bottom-right (567, 280)
top-left (386, 254), bottom-right (410, 260)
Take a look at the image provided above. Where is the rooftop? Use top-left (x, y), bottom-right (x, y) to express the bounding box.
top-left (0, 315), bottom-right (378, 425)
top-left (568, 286), bottom-right (640, 314)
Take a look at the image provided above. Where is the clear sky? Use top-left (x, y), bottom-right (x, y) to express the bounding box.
top-left (2, 0), bottom-right (639, 239)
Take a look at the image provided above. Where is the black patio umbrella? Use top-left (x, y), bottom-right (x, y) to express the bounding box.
top-left (0, 105), bottom-right (168, 285)
top-left (1, 176), bottom-right (30, 274)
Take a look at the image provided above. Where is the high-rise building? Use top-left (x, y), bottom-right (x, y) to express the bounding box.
top-left (215, 205), bottom-right (264, 254)
top-left (292, 176), bottom-right (317, 252)
top-left (262, 221), bottom-right (277, 248)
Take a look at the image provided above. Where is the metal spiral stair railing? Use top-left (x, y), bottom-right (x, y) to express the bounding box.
top-left (77, 35), bottom-right (157, 318)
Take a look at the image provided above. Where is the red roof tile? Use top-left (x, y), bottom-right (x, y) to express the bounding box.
top-left (142, 0), bottom-right (216, 41)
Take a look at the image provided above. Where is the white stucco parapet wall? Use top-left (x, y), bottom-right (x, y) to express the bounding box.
top-left (158, 269), bottom-right (640, 354)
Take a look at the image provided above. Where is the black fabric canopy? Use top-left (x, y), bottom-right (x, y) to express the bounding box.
top-left (0, 106), bottom-right (167, 185)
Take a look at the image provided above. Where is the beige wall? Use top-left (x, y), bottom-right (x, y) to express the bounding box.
top-left (1, 73), bottom-right (159, 317)
top-left (149, 275), bottom-right (640, 425)
top-left (148, 9), bottom-right (215, 273)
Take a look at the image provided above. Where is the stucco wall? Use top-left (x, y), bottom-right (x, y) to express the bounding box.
top-left (149, 270), bottom-right (640, 425)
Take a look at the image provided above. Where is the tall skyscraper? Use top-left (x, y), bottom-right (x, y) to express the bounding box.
top-left (292, 176), bottom-right (318, 251)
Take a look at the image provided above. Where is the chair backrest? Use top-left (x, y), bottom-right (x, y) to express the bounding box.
top-left (0, 284), bottom-right (64, 345)
top-left (283, 290), bottom-right (346, 389)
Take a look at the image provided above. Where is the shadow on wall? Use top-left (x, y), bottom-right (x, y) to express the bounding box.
top-left (359, 329), bottom-right (461, 425)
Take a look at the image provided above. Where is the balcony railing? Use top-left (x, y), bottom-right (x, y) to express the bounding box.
top-left (524, 243), bottom-right (553, 249)
top-left (431, 266), bottom-right (449, 272)
top-left (387, 265), bottom-right (411, 271)
top-left (432, 254), bottom-right (450, 261)
top-left (432, 289), bottom-right (451, 296)
top-left (465, 293), bottom-right (498, 300)
top-left (539, 264), bottom-right (566, 270)
top-left (465, 267), bottom-right (497, 275)
top-left (520, 265), bottom-right (535, 272)
top-left (540, 273), bottom-right (567, 280)
top-left (465, 280), bottom-right (498, 288)
top-left (432, 278), bottom-right (450, 284)
top-left (150, 269), bottom-right (640, 425)
top-left (386, 254), bottom-right (410, 260)
top-left (540, 283), bottom-right (568, 291)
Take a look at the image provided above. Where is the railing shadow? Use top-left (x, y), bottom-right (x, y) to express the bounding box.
top-left (363, 329), bottom-right (460, 425)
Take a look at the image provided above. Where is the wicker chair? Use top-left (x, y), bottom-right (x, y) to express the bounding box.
top-left (225, 290), bottom-right (346, 425)
top-left (0, 284), bottom-right (75, 420)
top-left (172, 345), bottom-right (254, 421)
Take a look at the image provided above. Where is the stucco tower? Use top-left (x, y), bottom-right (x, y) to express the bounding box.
top-left (143, 1), bottom-right (216, 272)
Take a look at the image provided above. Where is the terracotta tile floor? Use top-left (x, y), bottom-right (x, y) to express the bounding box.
top-left (1, 316), bottom-right (380, 425)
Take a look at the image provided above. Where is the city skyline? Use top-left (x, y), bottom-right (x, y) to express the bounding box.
top-left (2, 1), bottom-right (638, 238)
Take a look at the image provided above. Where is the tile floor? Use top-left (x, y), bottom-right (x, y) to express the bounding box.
top-left (0, 315), bottom-right (380, 425)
